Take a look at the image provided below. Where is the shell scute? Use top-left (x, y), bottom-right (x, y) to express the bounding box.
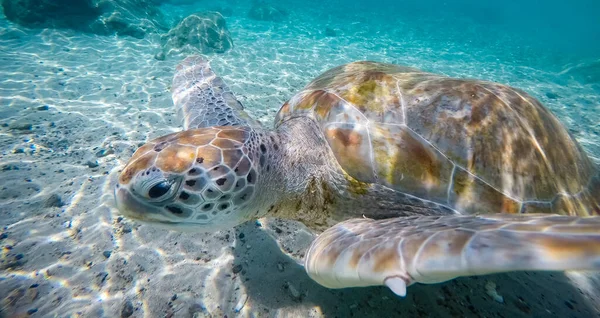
top-left (521, 201), bottom-right (553, 214)
top-left (221, 149), bottom-right (244, 168)
top-left (176, 132), bottom-right (215, 146)
top-left (217, 127), bottom-right (250, 140)
top-left (370, 124), bottom-right (453, 202)
top-left (449, 168), bottom-right (521, 214)
top-left (277, 61), bottom-right (599, 216)
top-left (195, 145), bottom-right (223, 168)
top-left (155, 144), bottom-right (196, 173)
top-left (119, 151), bottom-right (157, 184)
top-left (324, 123), bottom-right (375, 183)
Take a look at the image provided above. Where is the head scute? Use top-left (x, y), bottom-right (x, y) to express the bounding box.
top-left (116, 124), bottom-right (261, 230)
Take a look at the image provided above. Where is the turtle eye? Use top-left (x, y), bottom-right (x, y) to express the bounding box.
top-left (148, 181), bottom-right (171, 199)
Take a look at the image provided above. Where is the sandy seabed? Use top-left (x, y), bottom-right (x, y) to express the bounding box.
top-left (1, 3), bottom-right (600, 317)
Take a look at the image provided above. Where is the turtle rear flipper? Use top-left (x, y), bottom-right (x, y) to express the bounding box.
top-left (172, 55), bottom-right (260, 129)
top-left (305, 214), bottom-right (600, 296)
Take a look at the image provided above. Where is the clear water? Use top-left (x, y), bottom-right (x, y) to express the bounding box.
top-left (0, 1), bottom-right (599, 317)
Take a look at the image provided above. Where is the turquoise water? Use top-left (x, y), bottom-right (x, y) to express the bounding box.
top-left (0, 1), bottom-right (599, 317)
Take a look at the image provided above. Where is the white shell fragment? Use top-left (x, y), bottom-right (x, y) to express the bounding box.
top-left (234, 294), bottom-right (248, 312)
top-left (485, 281), bottom-right (504, 303)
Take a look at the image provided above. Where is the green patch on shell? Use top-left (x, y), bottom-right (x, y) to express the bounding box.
top-left (344, 171), bottom-right (370, 196)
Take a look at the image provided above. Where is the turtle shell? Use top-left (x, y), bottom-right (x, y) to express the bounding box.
top-left (275, 61), bottom-right (600, 216)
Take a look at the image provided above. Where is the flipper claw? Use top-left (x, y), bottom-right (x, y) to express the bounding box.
top-left (384, 276), bottom-right (408, 297)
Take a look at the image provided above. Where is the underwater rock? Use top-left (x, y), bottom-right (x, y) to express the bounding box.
top-left (44, 193), bottom-right (65, 208)
top-left (9, 120), bottom-right (32, 131)
top-left (121, 300), bottom-right (134, 317)
top-left (121, 223), bottom-right (132, 233)
top-left (153, 0), bottom-right (198, 4)
top-left (86, 160), bottom-right (99, 168)
top-left (95, 148), bottom-right (114, 157)
top-left (26, 286), bottom-right (39, 301)
top-left (286, 282), bottom-right (302, 301)
top-left (210, 6), bottom-right (233, 17)
top-left (232, 264), bottom-right (243, 274)
top-left (1, 0), bottom-right (101, 31)
top-left (158, 12), bottom-right (233, 59)
top-left (154, 52), bottom-right (166, 61)
top-left (248, 1), bottom-right (288, 22)
top-left (1, 0), bottom-right (169, 38)
top-left (485, 281), bottom-right (504, 303)
top-left (324, 27), bottom-right (337, 37)
top-left (560, 59), bottom-right (600, 84)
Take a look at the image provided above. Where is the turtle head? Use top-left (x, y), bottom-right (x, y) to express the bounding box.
top-left (114, 126), bottom-right (260, 232)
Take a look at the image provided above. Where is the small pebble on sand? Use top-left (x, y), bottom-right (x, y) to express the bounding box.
top-left (287, 282), bottom-right (301, 300)
top-left (9, 121), bottom-right (32, 131)
top-left (121, 300), bottom-right (134, 317)
top-left (232, 264), bottom-right (243, 274)
top-left (86, 160), bottom-right (99, 168)
top-left (44, 193), bottom-right (65, 208)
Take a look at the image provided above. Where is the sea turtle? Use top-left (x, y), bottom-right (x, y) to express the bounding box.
top-left (115, 56), bottom-right (600, 297)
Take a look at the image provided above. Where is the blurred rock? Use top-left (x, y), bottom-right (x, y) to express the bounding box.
top-left (157, 0), bottom-right (200, 4)
top-left (158, 11), bottom-right (233, 58)
top-left (1, 0), bottom-right (100, 31)
top-left (121, 300), bottom-right (134, 317)
top-left (44, 193), bottom-right (65, 208)
top-left (286, 282), bottom-right (302, 301)
top-left (560, 59), bottom-right (600, 84)
top-left (1, 0), bottom-right (169, 38)
top-left (95, 148), bottom-right (114, 157)
top-left (211, 7), bottom-right (233, 17)
top-left (232, 264), bottom-right (243, 274)
top-left (248, 1), bottom-right (288, 22)
top-left (154, 51), bottom-right (166, 61)
top-left (86, 160), bottom-right (99, 168)
top-left (325, 27), bottom-right (337, 37)
top-left (8, 120), bottom-right (32, 131)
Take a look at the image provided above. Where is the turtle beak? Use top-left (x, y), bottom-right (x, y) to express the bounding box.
top-left (113, 185), bottom-right (217, 232)
top-left (114, 186), bottom-right (168, 222)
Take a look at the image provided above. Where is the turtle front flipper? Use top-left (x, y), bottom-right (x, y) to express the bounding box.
top-left (172, 55), bottom-right (260, 129)
top-left (305, 214), bottom-right (600, 297)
